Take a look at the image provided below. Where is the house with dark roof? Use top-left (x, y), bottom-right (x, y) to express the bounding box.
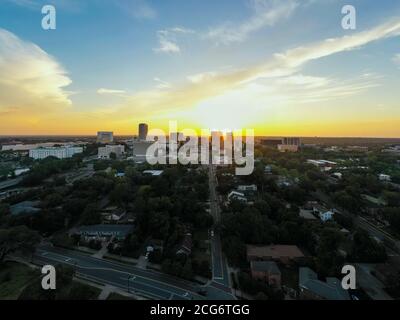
top-left (250, 261), bottom-right (281, 288)
top-left (299, 267), bottom-right (350, 300)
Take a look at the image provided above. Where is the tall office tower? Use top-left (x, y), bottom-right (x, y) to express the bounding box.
top-left (139, 123), bottom-right (148, 141)
top-left (97, 131), bottom-right (114, 144)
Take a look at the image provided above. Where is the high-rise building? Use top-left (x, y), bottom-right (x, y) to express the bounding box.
top-left (97, 131), bottom-right (114, 144)
top-left (138, 123), bottom-right (148, 141)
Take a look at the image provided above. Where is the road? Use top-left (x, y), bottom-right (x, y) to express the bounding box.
top-left (0, 176), bottom-right (23, 190)
top-left (208, 164), bottom-right (235, 299)
top-left (33, 245), bottom-right (205, 300)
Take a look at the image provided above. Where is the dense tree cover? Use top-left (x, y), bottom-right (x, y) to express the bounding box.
top-left (221, 195), bottom-right (316, 268)
top-left (381, 208), bottom-right (400, 235)
top-left (313, 228), bottom-right (345, 277)
top-left (348, 230), bottom-right (387, 263)
top-left (21, 156), bottom-right (81, 187)
top-left (0, 226), bottom-right (40, 263)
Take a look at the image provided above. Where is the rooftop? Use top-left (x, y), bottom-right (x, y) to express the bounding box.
top-left (299, 267), bottom-right (350, 300)
top-left (247, 245), bottom-right (304, 259)
top-left (143, 170), bottom-right (164, 176)
top-left (250, 261), bottom-right (281, 274)
top-left (75, 224), bottom-right (134, 237)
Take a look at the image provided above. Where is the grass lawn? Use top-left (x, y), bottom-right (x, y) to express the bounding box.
top-left (19, 278), bottom-right (102, 300)
top-left (107, 292), bottom-right (135, 300)
top-left (0, 262), bottom-right (37, 300)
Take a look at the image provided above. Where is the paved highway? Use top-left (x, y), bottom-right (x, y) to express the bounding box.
top-left (33, 245), bottom-right (205, 300)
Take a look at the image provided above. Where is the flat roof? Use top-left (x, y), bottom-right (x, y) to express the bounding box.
top-left (76, 224), bottom-right (134, 236)
top-left (247, 245), bottom-right (304, 259)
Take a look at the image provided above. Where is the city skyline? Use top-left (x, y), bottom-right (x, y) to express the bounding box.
top-left (1, 0), bottom-right (400, 137)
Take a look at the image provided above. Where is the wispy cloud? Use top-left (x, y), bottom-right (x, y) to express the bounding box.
top-left (154, 78), bottom-right (171, 89)
top-left (393, 53), bottom-right (400, 68)
top-left (153, 27), bottom-right (195, 54)
top-left (114, 18), bottom-right (400, 119)
top-left (97, 88), bottom-right (127, 96)
top-left (206, 0), bottom-right (299, 45)
top-left (0, 28), bottom-right (72, 114)
top-left (115, 0), bottom-right (157, 20)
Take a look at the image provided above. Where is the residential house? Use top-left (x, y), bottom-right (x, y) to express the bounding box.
top-left (312, 204), bottom-right (334, 222)
top-left (228, 191), bottom-right (247, 203)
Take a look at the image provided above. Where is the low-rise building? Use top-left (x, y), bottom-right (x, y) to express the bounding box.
top-left (277, 144), bottom-right (299, 152)
top-left (299, 267), bottom-right (350, 300)
top-left (250, 261), bottom-right (281, 288)
top-left (307, 159), bottom-right (337, 172)
top-left (74, 224), bottom-right (134, 240)
top-left (98, 145), bottom-right (125, 159)
top-left (228, 191), bottom-right (247, 203)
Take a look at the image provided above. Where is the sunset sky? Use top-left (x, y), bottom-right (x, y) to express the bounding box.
top-left (0, 0), bottom-right (400, 137)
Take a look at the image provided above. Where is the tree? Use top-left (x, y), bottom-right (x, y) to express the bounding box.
top-left (349, 230), bottom-right (387, 263)
top-left (0, 226), bottom-right (40, 263)
top-left (109, 152), bottom-right (117, 160)
top-left (383, 208), bottom-right (400, 234)
top-left (81, 204), bottom-right (100, 225)
top-left (181, 259), bottom-right (193, 280)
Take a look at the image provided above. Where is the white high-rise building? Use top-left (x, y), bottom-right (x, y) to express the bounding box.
top-left (29, 147), bottom-right (83, 160)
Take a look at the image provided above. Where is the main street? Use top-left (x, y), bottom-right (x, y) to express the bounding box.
top-left (208, 164), bottom-right (235, 299)
top-left (33, 245), bottom-right (205, 300)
